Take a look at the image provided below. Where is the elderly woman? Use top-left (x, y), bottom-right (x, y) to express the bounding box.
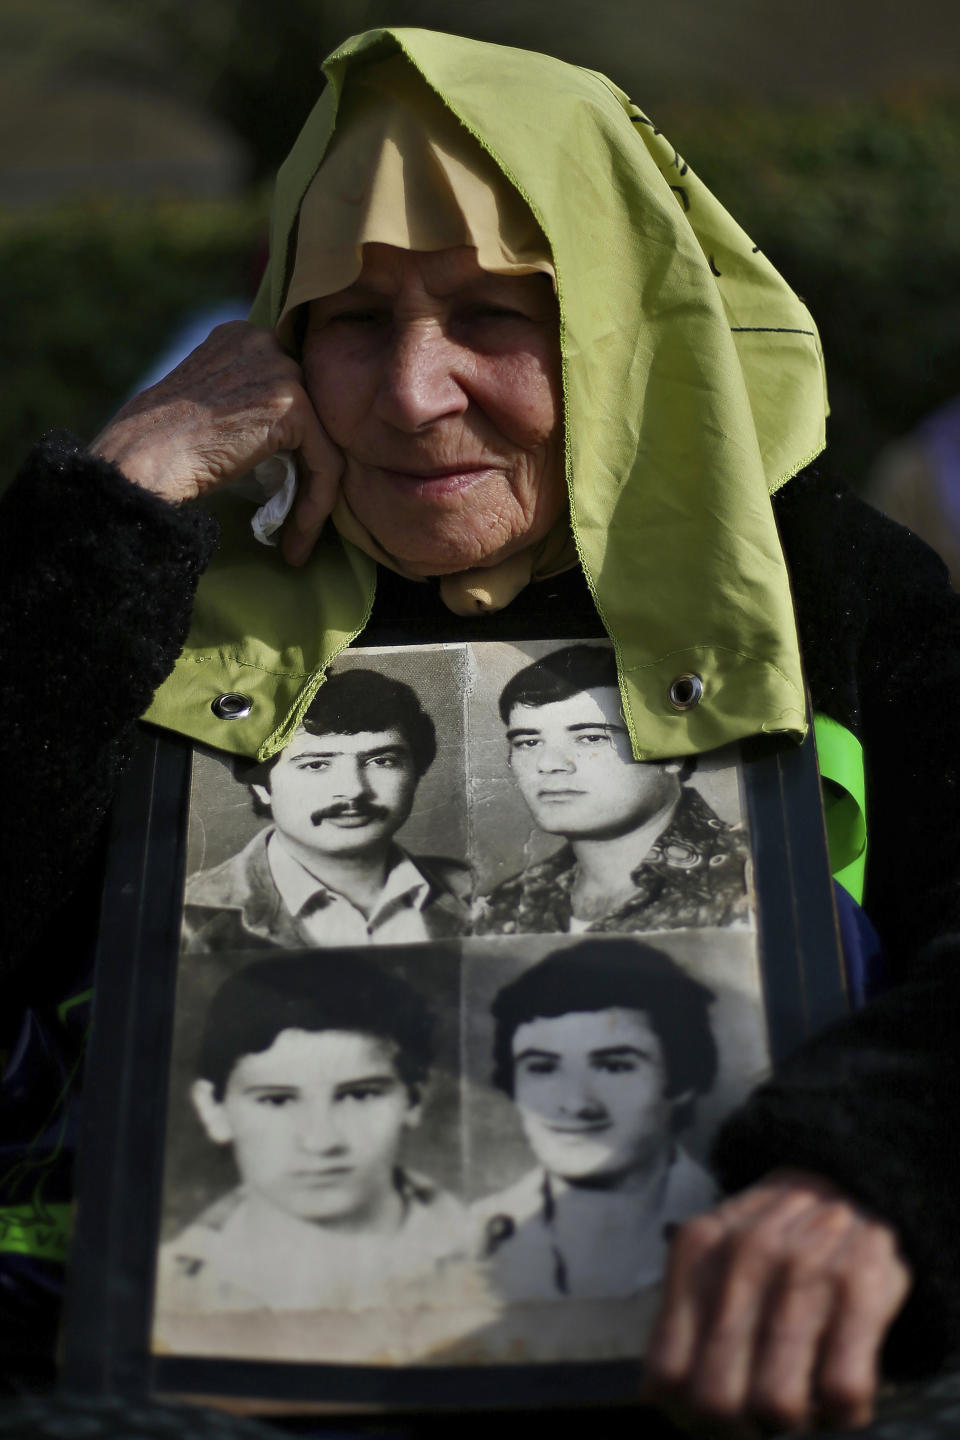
top-left (4, 25), bottom-right (960, 1433)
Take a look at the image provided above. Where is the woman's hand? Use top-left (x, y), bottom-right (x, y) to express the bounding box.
top-left (643, 1169), bottom-right (911, 1433)
top-left (91, 322), bottom-right (342, 560)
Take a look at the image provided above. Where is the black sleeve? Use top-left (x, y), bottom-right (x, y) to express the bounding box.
top-left (714, 469), bottom-right (960, 1374)
top-left (714, 945), bottom-right (960, 1376)
top-left (0, 432), bottom-right (219, 991)
top-left (773, 468), bottom-right (960, 966)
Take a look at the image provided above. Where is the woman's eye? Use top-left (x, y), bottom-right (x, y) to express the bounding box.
top-left (510, 737), bottom-right (540, 752)
top-left (577, 732), bottom-right (610, 747)
top-left (256, 1092), bottom-right (297, 1107)
top-left (299, 760), bottom-right (330, 771)
top-left (328, 308), bottom-right (389, 327)
top-left (462, 304), bottom-right (528, 325)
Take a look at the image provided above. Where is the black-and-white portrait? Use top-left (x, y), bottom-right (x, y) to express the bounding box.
top-left (470, 938), bottom-right (719, 1302)
top-left (152, 927), bottom-right (769, 1365)
top-left (159, 639), bottom-right (769, 1365)
top-left (181, 647), bottom-right (470, 951)
top-left (469, 642), bottom-right (752, 937)
top-left (179, 640), bottom-right (752, 952)
top-left (457, 931), bottom-right (770, 1363)
top-left (153, 945), bottom-right (476, 1360)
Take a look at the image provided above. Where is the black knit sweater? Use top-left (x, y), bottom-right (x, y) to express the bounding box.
top-left (3, 433), bottom-right (960, 1376)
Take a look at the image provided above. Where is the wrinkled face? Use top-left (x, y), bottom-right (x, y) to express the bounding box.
top-left (193, 1028), bottom-right (419, 1227)
top-left (511, 1008), bottom-right (674, 1185)
top-left (301, 243), bottom-right (565, 576)
top-left (506, 686), bottom-right (678, 839)
top-left (253, 726), bottom-right (417, 860)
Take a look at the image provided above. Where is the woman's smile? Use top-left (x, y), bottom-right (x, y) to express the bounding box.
top-left (301, 243), bottom-right (566, 575)
top-left (367, 461), bottom-right (498, 499)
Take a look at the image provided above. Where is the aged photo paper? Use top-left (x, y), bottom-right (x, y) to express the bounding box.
top-left (153, 641), bottom-right (766, 1367)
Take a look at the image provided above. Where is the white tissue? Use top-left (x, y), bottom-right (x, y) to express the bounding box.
top-left (247, 451), bottom-right (299, 546)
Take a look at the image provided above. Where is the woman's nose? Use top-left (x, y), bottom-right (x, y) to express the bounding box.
top-left (375, 324), bottom-right (470, 431)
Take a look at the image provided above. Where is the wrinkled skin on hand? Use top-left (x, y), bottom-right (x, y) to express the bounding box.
top-left (644, 1169), bottom-right (912, 1435)
top-left (90, 322), bottom-right (342, 565)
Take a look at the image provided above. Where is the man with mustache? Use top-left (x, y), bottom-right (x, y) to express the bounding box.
top-left (182, 669), bottom-right (470, 950)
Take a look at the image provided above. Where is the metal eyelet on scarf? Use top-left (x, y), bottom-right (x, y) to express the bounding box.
top-left (211, 692), bottom-right (253, 720)
top-left (668, 674), bottom-right (703, 710)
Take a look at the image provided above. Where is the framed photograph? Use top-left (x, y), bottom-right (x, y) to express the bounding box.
top-left (62, 639), bottom-right (845, 1412)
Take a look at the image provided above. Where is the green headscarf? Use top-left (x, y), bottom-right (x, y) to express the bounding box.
top-left (145, 27), bottom-right (827, 761)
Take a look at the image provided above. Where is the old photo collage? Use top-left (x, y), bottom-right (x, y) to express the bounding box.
top-left (152, 640), bottom-right (770, 1368)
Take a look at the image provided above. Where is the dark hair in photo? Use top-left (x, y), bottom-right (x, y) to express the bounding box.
top-left (197, 951), bottom-right (437, 1102)
top-left (243, 668), bottom-right (437, 789)
top-left (498, 645), bottom-right (695, 780)
top-left (498, 644), bottom-right (619, 723)
top-left (490, 940), bottom-right (717, 1111)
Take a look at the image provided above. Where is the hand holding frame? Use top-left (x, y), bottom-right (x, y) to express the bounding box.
top-left (644, 1168), bottom-right (911, 1433)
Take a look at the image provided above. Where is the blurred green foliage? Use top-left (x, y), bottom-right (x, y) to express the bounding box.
top-left (0, 195), bottom-right (266, 476)
top-left (5, 0), bottom-right (625, 182)
top-left (3, 97), bottom-right (960, 486)
top-left (670, 97), bottom-right (960, 482)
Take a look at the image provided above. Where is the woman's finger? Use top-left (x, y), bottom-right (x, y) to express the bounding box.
top-left (644, 1211), bottom-right (728, 1393)
top-left (645, 1181), bottom-right (806, 1403)
top-left (91, 323), bottom-right (308, 503)
top-left (744, 1203), bottom-right (862, 1430)
top-left (279, 409), bottom-right (344, 566)
top-left (684, 1186), bottom-right (825, 1421)
top-left (811, 1221), bottom-right (912, 1430)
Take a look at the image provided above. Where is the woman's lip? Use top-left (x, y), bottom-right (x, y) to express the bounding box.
top-left (372, 465), bottom-right (493, 496)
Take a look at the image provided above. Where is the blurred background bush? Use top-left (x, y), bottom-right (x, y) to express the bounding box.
top-left (3, 0), bottom-right (959, 487)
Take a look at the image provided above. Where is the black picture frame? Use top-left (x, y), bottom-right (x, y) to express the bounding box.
top-left (61, 705), bottom-right (844, 1414)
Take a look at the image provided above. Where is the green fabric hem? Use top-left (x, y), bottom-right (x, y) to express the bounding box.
top-left (622, 643), bottom-right (806, 698)
top-left (257, 581), bottom-right (376, 760)
top-left (767, 435), bottom-right (829, 496)
top-left (177, 655), bottom-right (316, 680)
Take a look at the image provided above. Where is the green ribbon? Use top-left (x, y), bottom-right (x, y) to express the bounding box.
top-left (56, 987), bottom-right (93, 1027)
top-left (0, 1202), bottom-right (71, 1262)
top-left (813, 712), bottom-right (867, 904)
